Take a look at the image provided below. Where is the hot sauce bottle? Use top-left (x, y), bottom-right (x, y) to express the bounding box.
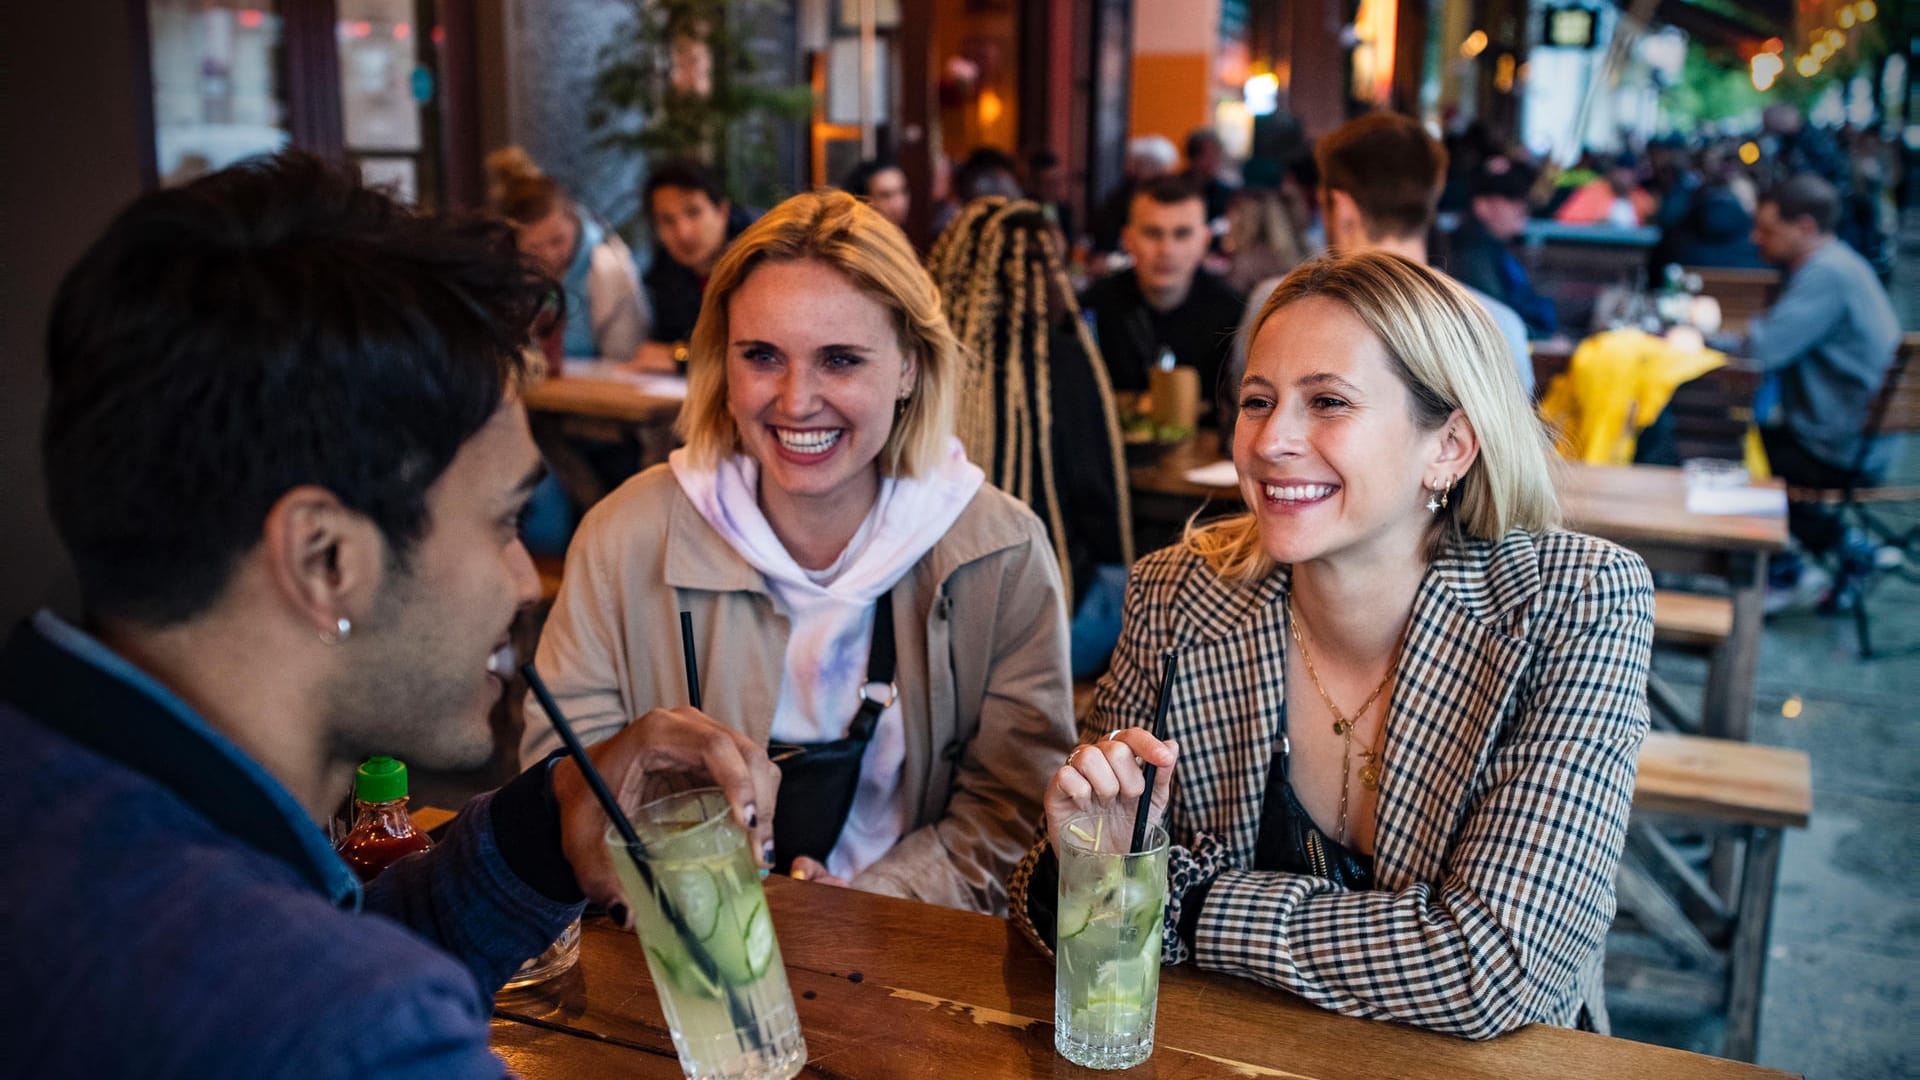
top-left (335, 756), bottom-right (432, 882)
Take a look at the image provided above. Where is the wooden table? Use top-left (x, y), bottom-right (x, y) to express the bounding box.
top-left (1130, 435), bottom-right (1788, 741)
top-left (490, 877), bottom-right (1795, 1078)
top-left (520, 365), bottom-right (687, 507)
top-left (521, 365), bottom-right (687, 425)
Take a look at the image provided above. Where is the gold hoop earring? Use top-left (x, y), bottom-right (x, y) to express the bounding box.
top-left (1424, 477), bottom-right (1451, 514)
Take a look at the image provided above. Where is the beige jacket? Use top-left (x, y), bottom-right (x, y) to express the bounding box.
top-left (524, 465), bottom-right (1077, 914)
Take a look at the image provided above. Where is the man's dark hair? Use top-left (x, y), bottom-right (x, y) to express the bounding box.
top-left (645, 158), bottom-right (729, 218)
top-left (841, 157), bottom-right (900, 197)
top-left (1026, 147), bottom-right (1061, 173)
top-left (955, 147), bottom-right (1022, 202)
top-left (1131, 175), bottom-right (1203, 215)
top-left (1316, 112), bottom-right (1447, 239)
top-left (44, 151), bottom-right (547, 626)
top-left (1185, 128), bottom-right (1221, 161)
top-left (1762, 174), bottom-right (1840, 234)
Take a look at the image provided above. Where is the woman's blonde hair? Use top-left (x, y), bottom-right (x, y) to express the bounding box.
top-left (1187, 250), bottom-right (1561, 582)
top-left (677, 190), bottom-right (958, 476)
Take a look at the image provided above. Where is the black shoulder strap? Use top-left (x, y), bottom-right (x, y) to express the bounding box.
top-left (846, 591), bottom-right (896, 742)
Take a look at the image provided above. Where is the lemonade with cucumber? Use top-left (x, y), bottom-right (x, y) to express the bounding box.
top-left (1054, 813), bottom-right (1169, 1069)
top-left (607, 788), bottom-right (806, 1080)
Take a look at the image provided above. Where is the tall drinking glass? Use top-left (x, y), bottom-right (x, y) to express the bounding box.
top-left (1054, 812), bottom-right (1170, 1069)
top-left (605, 788), bottom-right (806, 1080)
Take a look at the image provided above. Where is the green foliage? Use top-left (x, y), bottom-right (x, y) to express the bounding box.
top-left (1661, 26), bottom-right (1892, 131)
top-left (589, 0), bottom-right (812, 231)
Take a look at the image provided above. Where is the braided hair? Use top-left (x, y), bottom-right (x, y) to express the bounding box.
top-left (928, 197), bottom-right (1134, 607)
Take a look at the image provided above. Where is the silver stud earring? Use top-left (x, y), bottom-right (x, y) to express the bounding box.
top-left (321, 617), bottom-right (352, 645)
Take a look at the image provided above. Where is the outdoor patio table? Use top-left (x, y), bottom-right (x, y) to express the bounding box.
top-left (488, 875), bottom-right (1800, 1078)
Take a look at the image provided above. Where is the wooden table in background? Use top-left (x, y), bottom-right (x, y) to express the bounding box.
top-left (520, 366), bottom-right (686, 508)
top-left (1130, 434), bottom-right (1787, 741)
top-left (490, 877), bottom-right (1797, 1078)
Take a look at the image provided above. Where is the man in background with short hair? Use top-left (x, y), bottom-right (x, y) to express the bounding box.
top-left (1315, 112), bottom-right (1534, 395)
top-left (1079, 176), bottom-right (1245, 423)
top-left (635, 157), bottom-right (755, 370)
top-left (1742, 173), bottom-right (1900, 604)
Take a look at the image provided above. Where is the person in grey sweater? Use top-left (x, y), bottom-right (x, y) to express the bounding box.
top-left (1744, 174), bottom-right (1900, 560)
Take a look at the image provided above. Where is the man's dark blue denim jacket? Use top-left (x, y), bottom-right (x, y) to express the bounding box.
top-left (0, 613), bottom-right (587, 1078)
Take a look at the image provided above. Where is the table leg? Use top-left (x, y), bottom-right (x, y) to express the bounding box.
top-left (1722, 826), bottom-right (1782, 1063)
top-left (1702, 551), bottom-right (1766, 743)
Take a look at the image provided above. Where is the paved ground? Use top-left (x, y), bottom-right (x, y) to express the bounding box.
top-left (1608, 220), bottom-right (1920, 1079)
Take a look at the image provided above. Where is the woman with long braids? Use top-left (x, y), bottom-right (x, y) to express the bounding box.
top-left (929, 197), bottom-right (1134, 675)
top-left (1009, 251), bottom-right (1655, 1038)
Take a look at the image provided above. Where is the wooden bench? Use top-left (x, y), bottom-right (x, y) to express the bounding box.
top-left (1613, 731), bottom-right (1813, 1062)
top-left (1647, 589), bottom-right (1736, 737)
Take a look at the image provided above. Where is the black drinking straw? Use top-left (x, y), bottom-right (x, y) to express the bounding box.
top-left (1131, 650), bottom-right (1181, 854)
top-left (521, 661), bottom-right (761, 1045)
top-left (679, 611), bottom-right (703, 710)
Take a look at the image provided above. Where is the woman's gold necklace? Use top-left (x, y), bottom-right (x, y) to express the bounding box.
top-left (1285, 595), bottom-right (1409, 844)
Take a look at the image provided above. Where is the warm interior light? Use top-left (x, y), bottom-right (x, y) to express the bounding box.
top-left (1812, 41), bottom-right (1832, 62)
top-left (1781, 695), bottom-right (1803, 719)
top-left (1494, 53), bottom-right (1516, 93)
top-left (1797, 54), bottom-right (1820, 77)
top-left (1751, 53), bottom-right (1783, 91)
top-left (1857, 0), bottom-right (1877, 22)
top-left (1838, 7), bottom-right (1856, 28)
top-left (1739, 141), bottom-right (1761, 164)
top-left (393, 22), bottom-right (411, 41)
top-left (1243, 72), bottom-right (1280, 117)
top-left (1763, 37), bottom-right (1783, 53)
top-left (1461, 30), bottom-right (1488, 59)
top-left (237, 8), bottom-right (264, 29)
top-left (1825, 29), bottom-right (1845, 49)
top-left (977, 87), bottom-right (1003, 127)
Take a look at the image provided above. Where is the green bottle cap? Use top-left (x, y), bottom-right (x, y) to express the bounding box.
top-left (354, 756), bottom-right (410, 804)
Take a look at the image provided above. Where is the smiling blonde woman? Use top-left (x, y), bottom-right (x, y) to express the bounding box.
top-left (525, 191), bottom-right (1076, 914)
top-left (1010, 251), bottom-right (1654, 1038)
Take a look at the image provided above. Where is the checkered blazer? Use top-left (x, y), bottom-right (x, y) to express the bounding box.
top-left (1010, 528), bottom-right (1653, 1039)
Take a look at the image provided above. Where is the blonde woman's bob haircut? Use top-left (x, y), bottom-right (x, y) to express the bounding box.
top-left (677, 189), bottom-right (958, 477)
top-left (1187, 250), bottom-right (1561, 583)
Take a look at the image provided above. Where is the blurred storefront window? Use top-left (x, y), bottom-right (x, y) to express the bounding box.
top-left (148, 1), bottom-right (289, 186)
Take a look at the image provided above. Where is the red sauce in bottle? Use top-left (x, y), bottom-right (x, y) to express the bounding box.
top-left (335, 756), bottom-right (433, 882)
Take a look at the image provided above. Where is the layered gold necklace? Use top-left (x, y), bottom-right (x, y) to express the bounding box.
top-left (1285, 595), bottom-right (1410, 845)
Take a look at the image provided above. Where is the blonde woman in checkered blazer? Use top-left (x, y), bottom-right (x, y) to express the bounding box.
top-left (1010, 251), bottom-right (1654, 1038)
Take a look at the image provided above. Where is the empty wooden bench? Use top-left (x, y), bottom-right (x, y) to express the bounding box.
top-left (1649, 589), bottom-right (1738, 737)
top-left (1612, 731), bottom-right (1813, 1062)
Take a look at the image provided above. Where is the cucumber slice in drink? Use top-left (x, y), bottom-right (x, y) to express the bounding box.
top-left (1057, 895), bottom-right (1094, 941)
top-left (659, 865), bottom-right (722, 940)
top-left (743, 900), bottom-right (776, 979)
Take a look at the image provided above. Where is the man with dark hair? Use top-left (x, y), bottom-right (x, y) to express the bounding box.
top-left (1743, 173), bottom-right (1900, 599)
top-left (635, 157), bottom-right (755, 369)
top-left (1311, 112), bottom-right (1532, 393)
top-left (843, 156), bottom-right (911, 230)
top-left (5, 152), bottom-right (779, 1076)
top-left (1449, 156), bottom-right (1559, 340)
top-left (1079, 175), bottom-right (1245, 419)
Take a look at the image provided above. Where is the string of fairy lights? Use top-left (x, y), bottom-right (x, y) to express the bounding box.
top-left (1749, 0), bottom-right (1878, 92)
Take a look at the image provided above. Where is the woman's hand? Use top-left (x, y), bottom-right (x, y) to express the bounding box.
top-left (553, 706), bottom-right (781, 918)
top-left (1044, 729), bottom-right (1179, 851)
top-left (788, 855), bottom-right (849, 887)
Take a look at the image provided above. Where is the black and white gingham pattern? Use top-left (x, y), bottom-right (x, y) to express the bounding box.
top-left (1011, 529), bottom-right (1653, 1039)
